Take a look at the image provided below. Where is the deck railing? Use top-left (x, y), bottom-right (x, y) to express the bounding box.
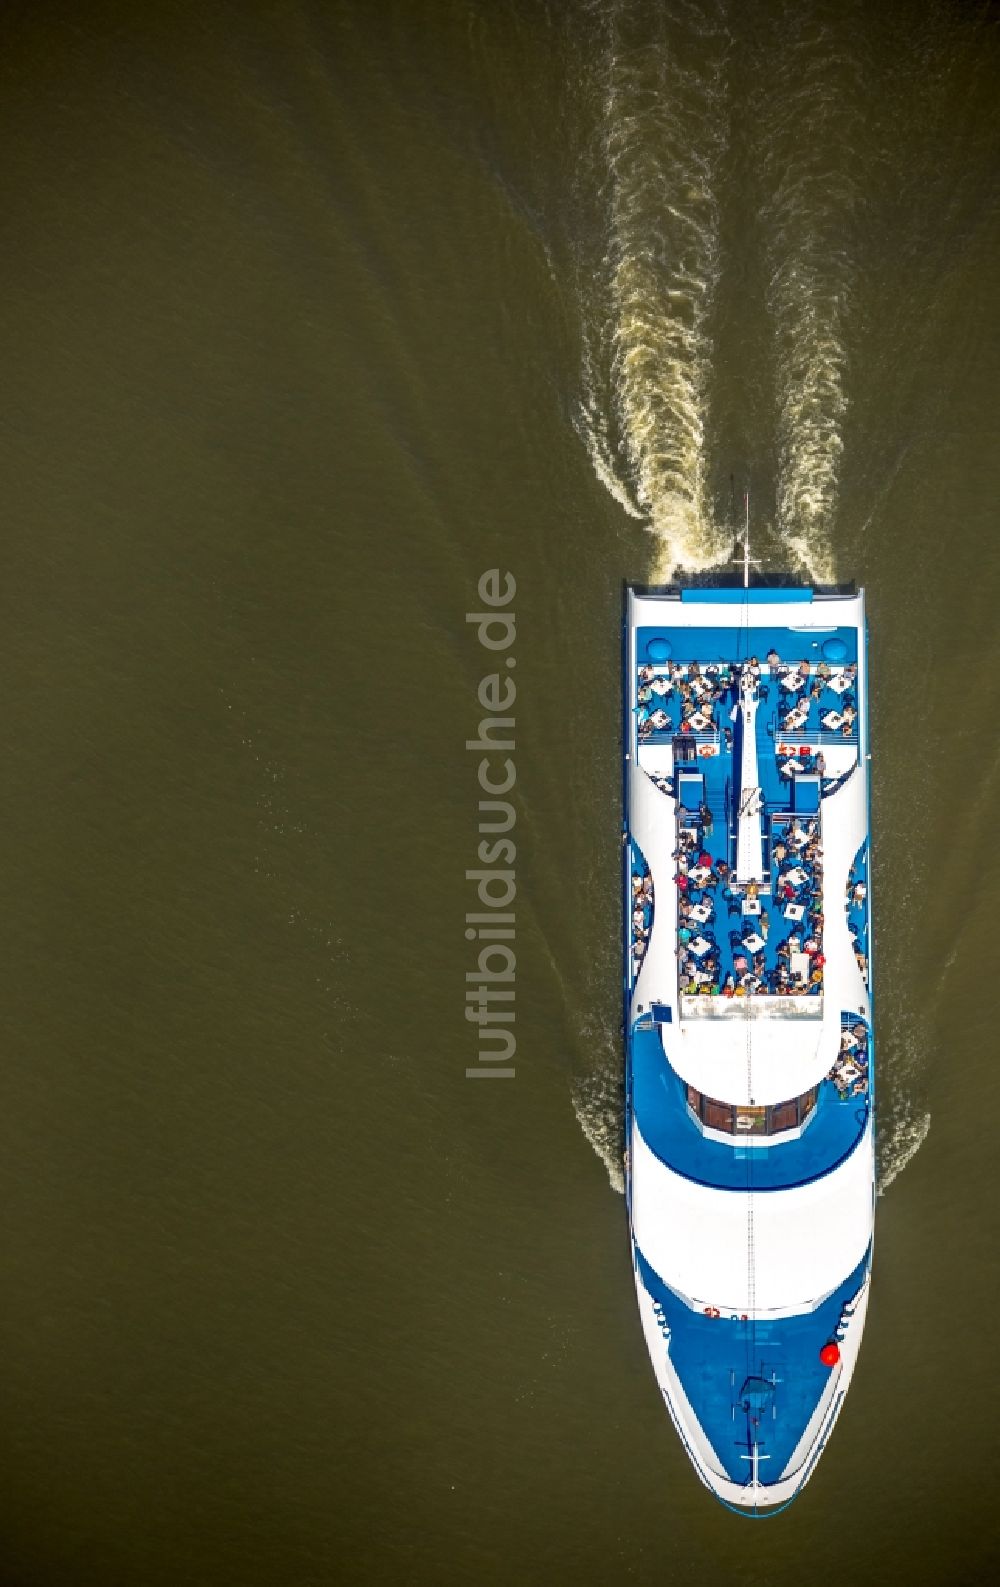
top-left (679, 994), bottom-right (823, 1020)
top-left (774, 729), bottom-right (858, 749)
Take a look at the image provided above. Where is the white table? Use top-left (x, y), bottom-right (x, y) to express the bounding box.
top-left (782, 672), bottom-right (806, 692)
top-left (688, 902), bottom-right (712, 923)
top-left (689, 935), bottom-right (711, 958)
top-left (784, 902), bottom-right (805, 921)
top-left (822, 711), bottom-right (844, 731)
top-left (743, 931), bottom-right (765, 954)
top-left (789, 950), bottom-right (811, 980)
top-left (829, 671), bottom-right (852, 695)
top-left (785, 867), bottom-right (807, 887)
top-left (688, 866), bottom-right (712, 887)
top-left (742, 898), bottom-right (761, 916)
top-left (689, 712), bottom-right (710, 732)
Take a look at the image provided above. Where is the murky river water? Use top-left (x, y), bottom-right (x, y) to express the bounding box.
top-left (0, 2), bottom-right (998, 1582)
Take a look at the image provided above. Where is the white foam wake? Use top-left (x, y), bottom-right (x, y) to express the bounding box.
top-left (577, 0), bottom-right (733, 581)
top-left (877, 1107), bottom-right (931, 1198)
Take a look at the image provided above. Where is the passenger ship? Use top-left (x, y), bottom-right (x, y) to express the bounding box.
top-left (623, 546), bottom-right (874, 1513)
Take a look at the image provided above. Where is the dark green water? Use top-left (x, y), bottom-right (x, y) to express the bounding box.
top-left (0, 1), bottom-right (998, 1582)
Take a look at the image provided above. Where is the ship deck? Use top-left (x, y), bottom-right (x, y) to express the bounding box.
top-left (629, 620), bottom-right (867, 1010)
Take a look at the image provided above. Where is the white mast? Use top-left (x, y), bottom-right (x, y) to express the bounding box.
top-left (736, 491), bottom-right (760, 587)
top-left (735, 670), bottom-right (765, 883)
top-left (734, 490), bottom-right (765, 883)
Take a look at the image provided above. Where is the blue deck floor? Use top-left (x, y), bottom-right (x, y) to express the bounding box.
top-left (636, 622), bottom-right (858, 671)
top-left (635, 1244), bottom-right (871, 1489)
top-left (632, 648), bottom-right (863, 999)
top-left (630, 1022), bottom-right (870, 1189)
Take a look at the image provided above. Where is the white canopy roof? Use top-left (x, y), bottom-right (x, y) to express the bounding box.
top-left (631, 1121), bottom-right (874, 1316)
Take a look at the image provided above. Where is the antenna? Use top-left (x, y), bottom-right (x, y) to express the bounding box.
top-left (734, 490), bottom-right (761, 588)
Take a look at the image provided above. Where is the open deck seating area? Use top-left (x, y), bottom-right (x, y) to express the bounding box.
top-left (636, 660), bottom-right (735, 743)
top-left (675, 805), bottom-right (825, 1001)
top-left (828, 1014), bottom-right (870, 1098)
top-left (636, 655), bottom-right (860, 750)
top-left (846, 844), bottom-right (869, 988)
top-left (627, 642), bottom-right (866, 1004)
top-left (629, 843), bottom-right (653, 984)
top-left (771, 657), bottom-right (859, 744)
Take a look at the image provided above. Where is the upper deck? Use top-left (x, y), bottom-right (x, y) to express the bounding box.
top-left (624, 586), bottom-right (871, 1107)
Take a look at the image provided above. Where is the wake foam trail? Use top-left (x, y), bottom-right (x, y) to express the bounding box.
top-left (878, 1107), bottom-right (930, 1198)
top-left (874, 999), bottom-right (931, 1199)
top-left (571, 1013), bottom-right (626, 1196)
top-left (574, 331), bottom-right (646, 523)
top-left (577, 0), bottom-right (733, 580)
top-left (758, 6), bottom-right (869, 582)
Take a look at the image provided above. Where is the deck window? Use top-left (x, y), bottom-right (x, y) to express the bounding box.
top-left (685, 1084), bottom-right (818, 1137)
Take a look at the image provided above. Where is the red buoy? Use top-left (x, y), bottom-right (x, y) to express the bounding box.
top-left (819, 1342), bottom-right (840, 1367)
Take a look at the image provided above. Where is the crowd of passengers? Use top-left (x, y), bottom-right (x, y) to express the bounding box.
top-left (846, 858), bottom-right (869, 985)
top-left (774, 654), bottom-right (858, 739)
top-left (673, 818), bottom-right (825, 998)
top-left (636, 659), bottom-right (734, 740)
top-left (630, 864), bottom-right (654, 978)
top-left (828, 1020), bottom-right (870, 1099)
top-left (636, 651), bottom-right (859, 741)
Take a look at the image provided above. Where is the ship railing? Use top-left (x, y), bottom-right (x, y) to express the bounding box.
top-left (774, 729), bottom-right (858, 749)
top-left (641, 727), bottom-right (721, 750)
top-left (679, 994), bottom-right (823, 1020)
